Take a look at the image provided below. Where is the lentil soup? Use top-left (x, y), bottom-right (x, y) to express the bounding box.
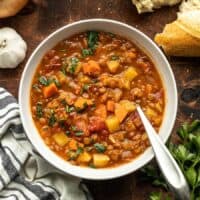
top-left (30, 31), bottom-right (165, 168)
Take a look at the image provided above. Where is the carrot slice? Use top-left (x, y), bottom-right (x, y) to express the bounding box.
top-left (43, 83), bottom-right (58, 98)
top-left (68, 139), bottom-right (78, 150)
top-left (106, 100), bottom-right (115, 112)
top-left (82, 60), bottom-right (101, 76)
top-left (94, 104), bottom-right (107, 119)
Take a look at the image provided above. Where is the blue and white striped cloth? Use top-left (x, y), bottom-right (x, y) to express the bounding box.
top-left (0, 87), bottom-right (91, 200)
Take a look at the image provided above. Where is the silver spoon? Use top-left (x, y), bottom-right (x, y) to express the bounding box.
top-left (136, 105), bottom-right (190, 200)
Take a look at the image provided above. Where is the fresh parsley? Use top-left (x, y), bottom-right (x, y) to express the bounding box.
top-left (61, 65), bottom-right (67, 75)
top-left (32, 84), bottom-right (41, 92)
top-left (76, 147), bottom-right (83, 155)
top-left (94, 143), bottom-right (106, 153)
top-left (53, 79), bottom-right (61, 87)
top-left (48, 110), bottom-right (57, 127)
top-left (81, 84), bottom-right (90, 93)
top-left (39, 76), bottom-right (49, 86)
top-left (71, 126), bottom-right (77, 131)
top-left (65, 130), bottom-right (71, 136)
top-left (141, 120), bottom-right (200, 200)
top-left (76, 102), bottom-right (88, 113)
top-left (75, 131), bottom-right (84, 136)
top-left (66, 105), bottom-right (75, 113)
top-left (68, 57), bottom-right (79, 74)
top-left (149, 192), bottom-right (171, 200)
top-left (81, 31), bottom-right (99, 58)
top-left (87, 31), bottom-right (99, 50)
top-left (111, 55), bottom-right (119, 60)
top-left (38, 76), bottom-right (60, 87)
top-left (36, 102), bottom-right (43, 118)
top-left (67, 147), bottom-right (83, 160)
top-left (82, 48), bottom-right (93, 57)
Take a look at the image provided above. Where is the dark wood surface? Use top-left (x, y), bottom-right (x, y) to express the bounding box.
top-left (1, 1), bottom-right (200, 199)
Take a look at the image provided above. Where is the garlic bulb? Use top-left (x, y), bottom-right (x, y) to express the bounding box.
top-left (0, 27), bottom-right (27, 69)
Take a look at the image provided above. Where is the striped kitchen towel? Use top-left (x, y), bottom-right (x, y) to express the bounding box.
top-left (0, 87), bottom-right (92, 200)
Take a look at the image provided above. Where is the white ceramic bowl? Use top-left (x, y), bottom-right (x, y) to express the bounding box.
top-left (19, 19), bottom-right (178, 180)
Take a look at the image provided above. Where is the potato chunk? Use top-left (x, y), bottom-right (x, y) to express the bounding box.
top-left (124, 67), bottom-right (138, 81)
top-left (107, 60), bottom-right (120, 73)
top-left (52, 132), bottom-right (69, 146)
top-left (120, 100), bottom-right (136, 112)
top-left (57, 71), bottom-right (67, 84)
top-left (77, 152), bottom-right (92, 163)
top-left (105, 115), bottom-right (120, 133)
top-left (145, 107), bottom-right (157, 119)
top-left (93, 154), bottom-right (110, 168)
top-left (115, 103), bottom-right (128, 123)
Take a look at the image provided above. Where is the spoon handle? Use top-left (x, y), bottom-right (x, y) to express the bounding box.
top-left (136, 106), bottom-right (190, 200)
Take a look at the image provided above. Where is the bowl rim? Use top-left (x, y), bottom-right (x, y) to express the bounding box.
top-left (19, 18), bottom-right (178, 180)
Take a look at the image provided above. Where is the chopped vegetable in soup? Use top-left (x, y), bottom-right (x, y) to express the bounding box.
top-left (30, 31), bottom-right (165, 168)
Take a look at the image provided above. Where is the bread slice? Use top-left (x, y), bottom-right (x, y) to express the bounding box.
top-left (0, 0), bottom-right (28, 18)
top-left (155, 21), bottom-right (200, 57)
top-left (177, 11), bottom-right (200, 40)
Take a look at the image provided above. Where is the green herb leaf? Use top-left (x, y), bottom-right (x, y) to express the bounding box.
top-left (71, 126), bottom-right (77, 131)
top-left (141, 165), bottom-right (168, 190)
top-left (174, 145), bottom-right (188, 162)
top-left (144, 120), bottom-right (200, 200)
top-left (94, 143), bottom-right (106, 153)
top-left (149, 192), bottom-right (162, 200)
top-left (39, 76), bottom-right (49, 86)
top-left (76, 147), bottom-right (83, 155)
top-left (68, 57), bottom-right (79, 74)
top-left (111, 55), bottom-right (119, 60)
top-left (87, 31), bottom-right (99, 50)
top-left (32, 84), bottom-right (41, 92)
top-left (67, 150), bottom-right (77, 160)
top-left (60, 99), bottom-right (67, 106)
top-left (67, 147), bottom-right (83, 160)
top-left (53, 79), bottom-right (61, 87)
top-left (76, 103), bottom-right (88, 113)
top-left (82, 84), bottom-right (90, 92)
top-left (82, 48), bottom-right (93, 57)
top-left (75, 131), bottom-right (84, 136)
top-left (186, 167), bottom-right (197, 186)
top-left (65, 130), bottom-right (70, 136)
top-left (36, 102), bottom-right (43, 118)
top-left (48, 110), bottom-right (57, 127)
top-left (66, 105), bottom-right (75, 113)
top-left (61, 66), bottom-right (67, 75)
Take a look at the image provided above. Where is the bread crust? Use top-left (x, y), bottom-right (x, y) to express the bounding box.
top-left (154, 13), bottom-right (200, 57)
top-left (0, 0), bottom-right (28, 18)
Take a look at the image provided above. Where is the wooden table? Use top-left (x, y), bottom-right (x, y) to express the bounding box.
top-left (1, 1), bottom-right (200, 199)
